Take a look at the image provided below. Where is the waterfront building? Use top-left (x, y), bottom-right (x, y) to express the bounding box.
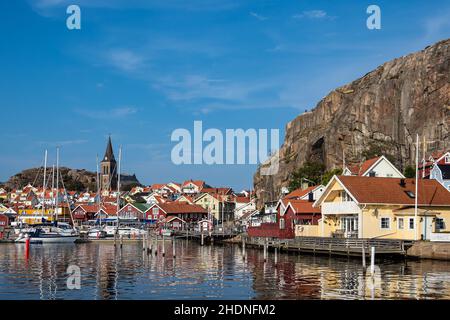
top-left (247, 196), bottom-right (320, 239)
top-left (343, 155), bottom-right (405, 178)
top-left (146, 202), bottom-right (208, 228)
top-left (117, 203), bottom-right (150, 222)
top-left (314, 176), bottom-right (450, 240)
top-left (194, 192), bottom-right (235, 225)
top-left (234, 196), bottom-right (256, 220)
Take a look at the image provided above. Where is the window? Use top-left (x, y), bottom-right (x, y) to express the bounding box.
top-left (279, 218), bottom-right (285, 229)
top-left (445, 155), bottom-right (450, 164)
top-left (152, 207), bottom-right (159, 215)
top-left (340, 191), bottom-right (352, 202)
top-left (381, 217), bottom-right (390, 229)
top-left (409, 218), bottom-right (415, 230)
top-left (398, 218), bottom-right (404, 229)
top-left (436, 218), bottom-right (445, 230)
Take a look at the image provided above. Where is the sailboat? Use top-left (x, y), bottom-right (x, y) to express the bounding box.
top-left (16, 148), bottom-right (79, 244)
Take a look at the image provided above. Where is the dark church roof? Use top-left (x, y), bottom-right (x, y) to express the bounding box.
top-left (102, 136), bottom-right (116, 163)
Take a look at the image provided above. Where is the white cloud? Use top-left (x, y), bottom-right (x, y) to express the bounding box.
top-left (293, 10), bottom-right (331, 20)
top-left (106, 49), bottom-right (145, 73)
top-left (38, 139), bottom-right (88, 147)
top-left (250, 12), bottom-right (268, 21)
top-left (75, 107), bottom-right (138, 119)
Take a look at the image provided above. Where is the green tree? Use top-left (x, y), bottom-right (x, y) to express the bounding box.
top-left (321, 168), bottom-right (343, 186)
top-left (288, 162), bottom-right (326, 191)
top-left (404, 165), bottom-right (416, 178)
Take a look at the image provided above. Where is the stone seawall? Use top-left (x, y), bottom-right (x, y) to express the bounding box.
top-left (407, 241), bottom-right (450, 260)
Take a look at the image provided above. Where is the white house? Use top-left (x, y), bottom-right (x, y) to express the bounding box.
top-left (343, 155), bottom-right (404, 178)
top-left (429, 152), bottom-right (450, 191)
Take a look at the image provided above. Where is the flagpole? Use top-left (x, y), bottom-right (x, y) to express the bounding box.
top-left (414, 134), bottom-right (419, 241)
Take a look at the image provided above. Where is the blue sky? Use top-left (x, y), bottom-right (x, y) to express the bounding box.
top-left (0, 0), bottom-right (449, 190)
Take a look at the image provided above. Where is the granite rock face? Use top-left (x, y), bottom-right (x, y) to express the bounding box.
top-left (254, 39), bottom-right (450, 208)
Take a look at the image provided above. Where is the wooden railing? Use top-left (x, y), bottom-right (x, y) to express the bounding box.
top-left (245, 236), bottom-right (409, 255)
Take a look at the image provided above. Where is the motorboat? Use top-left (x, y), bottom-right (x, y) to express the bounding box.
top-left (15, 226), bottom-right (79, 244)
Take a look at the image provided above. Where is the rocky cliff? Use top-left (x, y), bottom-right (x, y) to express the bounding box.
top-left (5, 167), bottom-right (141, 192)
top-left (254, 39), bottom-right (450, 208)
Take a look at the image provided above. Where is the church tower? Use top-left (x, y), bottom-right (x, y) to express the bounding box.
top-left (100, 136), bottom-right (117, 191)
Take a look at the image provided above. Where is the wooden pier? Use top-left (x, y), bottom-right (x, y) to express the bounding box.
top-left (244, 236), bottom-right (413, 257)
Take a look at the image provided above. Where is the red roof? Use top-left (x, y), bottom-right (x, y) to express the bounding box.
top-left (235, 196), bottom-right (251, 203)
top-left (201, 187), bottom-right (232, 195)
top-left (286, 200), bottom-right (321, 214)
top-left (182, 180), bottom-right (205, 189)
top-left (337, 176), bottom-right (450, 206)
top-left (347, 157), bottom-right (381, 176)
top-left (157, 203), bottom-right (207, 215)
top-left (285, 186), bottom-right (317, 200)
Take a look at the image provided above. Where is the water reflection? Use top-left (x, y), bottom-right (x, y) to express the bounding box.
top-left (0, 241), bottom-right (449, 300)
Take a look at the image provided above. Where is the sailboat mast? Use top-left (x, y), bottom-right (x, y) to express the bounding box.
top-left (56, 147), bottom-right (59, 224)
top-left (42, 150), bottom-right (48, 220)
top-left (51, 164), bottom-right (55, 220)
top-left (96, 154), bottom-right (101, 226)
top-left (116, 146), bottom-right (122, 229)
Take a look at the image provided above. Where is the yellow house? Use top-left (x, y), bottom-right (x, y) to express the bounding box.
top-left (314, 176), bottom-right (450, 240)
top-left (194, 193), bottom-right (235, 224)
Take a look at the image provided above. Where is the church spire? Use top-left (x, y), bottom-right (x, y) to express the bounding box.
top-left (103, 135), bottom-right (116, 162)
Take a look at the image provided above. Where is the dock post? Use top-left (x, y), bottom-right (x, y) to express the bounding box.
top-left (142, 234), bottom-right (147, 251)
top-left (274, 247), bottom-right (278, 265)
top-left (370, 246), bottom-right (375, 275)
top-left (120, 234), bottom-right (123, 248)
top-left (362, 242), bottom-right (366, 268)
top-left (147, 232), bottom-right (151, 255)
top-left (114, 233), bottom-right (117, 247)
top-left (148, 236), bottom-right (152, 255)
top-left (263, 241), bottom-right (267, 262)
top-left (173, 237), bottom-right (176, 258)
top-left (154, 237), bottom-right (158, 256)
top-left (242, 237), bottom-right (246, 259)
top-left (201, 232), bottom-right (204, 246)
top-left (162, 235), bottom-right (166, 257)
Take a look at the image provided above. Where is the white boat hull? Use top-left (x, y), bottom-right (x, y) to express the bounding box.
top-left (16, 235), bottom-right (79, 244)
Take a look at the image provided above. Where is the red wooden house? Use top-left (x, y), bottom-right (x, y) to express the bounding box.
top-left (247, 196), bottom-right (320, 239)
top-left (146, 202), bottom-right (208, 226)
top-left (72, 204), bottom-right (100, 223)
top-left (0, 214), bottom-right (9, 239)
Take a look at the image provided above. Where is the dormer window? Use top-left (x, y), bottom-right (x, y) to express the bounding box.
top-left (445, 155), bottom-right (450, 164)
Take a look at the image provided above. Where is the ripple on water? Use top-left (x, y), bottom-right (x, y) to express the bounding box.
top-left (1, 242), bottom-right (450, 300)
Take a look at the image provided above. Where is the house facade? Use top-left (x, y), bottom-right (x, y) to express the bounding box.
top-left (343, 156), bottom-right (405, 178)
top-left (314, 176), bottom-right (450, 240)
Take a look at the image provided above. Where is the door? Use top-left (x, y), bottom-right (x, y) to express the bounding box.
top-left (422, 216), bottom-right (434, 240)
top-left (341, 216), bottom-right (358, 238)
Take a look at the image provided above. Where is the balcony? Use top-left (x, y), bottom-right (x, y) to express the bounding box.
top-left (321, 201), bottom-right (360, 215)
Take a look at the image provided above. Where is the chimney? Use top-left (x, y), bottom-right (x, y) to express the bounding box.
top-left (400, 179), bottom-right (406, 187)
top-left (308, 192), bottom-right (314, 202)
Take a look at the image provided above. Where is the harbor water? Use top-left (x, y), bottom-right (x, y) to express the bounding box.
top-left (0, 241), bottom-right (450, 300)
